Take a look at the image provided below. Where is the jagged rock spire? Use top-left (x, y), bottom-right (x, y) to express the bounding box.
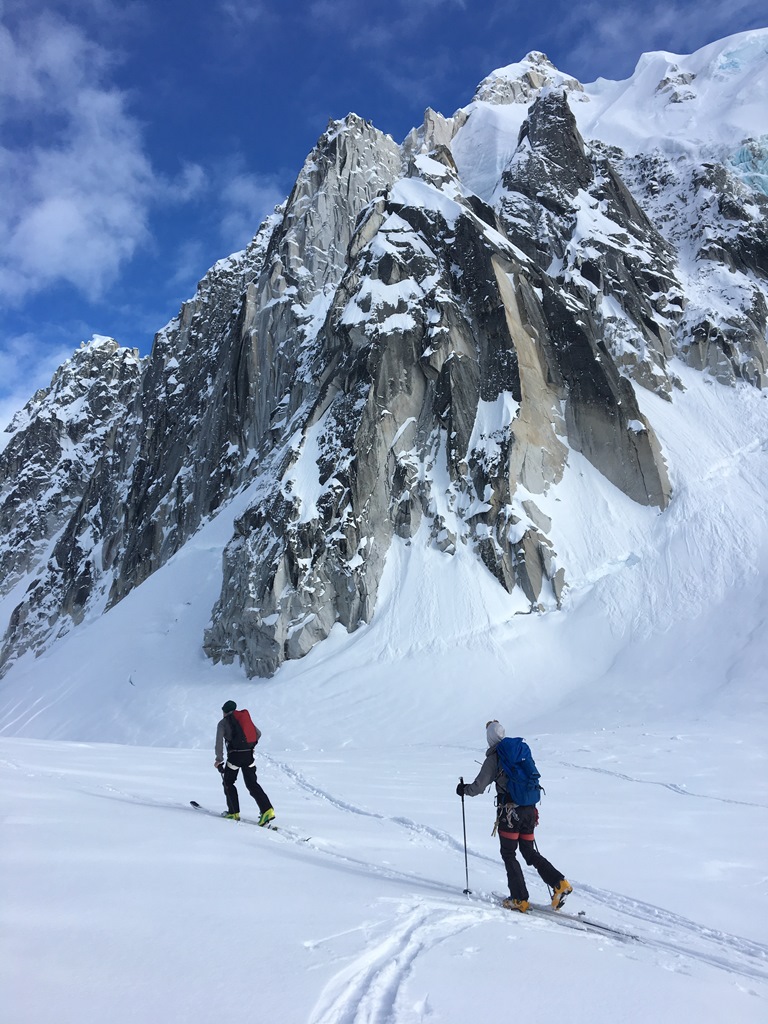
top-left (1, 35), bottom-right (767, 679)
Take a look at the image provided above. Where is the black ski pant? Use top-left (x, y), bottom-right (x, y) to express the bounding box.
top-left (498, 803), bottom-right (564, 902)
top-left (222, 749), bottom-right (272, 815)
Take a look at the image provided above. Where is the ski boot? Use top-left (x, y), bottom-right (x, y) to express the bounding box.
top-left (258, 808), bottom-right (276, 827)
top-left (221, 811), bottom-right (240, 821)
top-left (502, 898), bottom-right (530, 913)
top-left (551, 879), bottom-right (573, 910)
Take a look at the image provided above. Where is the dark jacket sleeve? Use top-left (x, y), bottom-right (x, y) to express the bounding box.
top-left (463, 752), bottom-right (497, 797)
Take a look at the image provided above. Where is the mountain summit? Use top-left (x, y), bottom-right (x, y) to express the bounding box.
top-left (1, 30), bottom-right (767, 681)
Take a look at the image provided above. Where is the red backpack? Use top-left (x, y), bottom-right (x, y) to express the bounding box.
top-left (233, 709), bottom-right (260, 746)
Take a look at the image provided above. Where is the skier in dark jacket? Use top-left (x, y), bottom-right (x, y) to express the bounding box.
top-left (457, 720), bottom-right (572, 913)
top-left (215, 700), bottom-right (275, 826)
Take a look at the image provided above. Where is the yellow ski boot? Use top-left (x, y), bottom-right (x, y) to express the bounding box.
top-left (502, 898), bottom-right (530, 913)
top-left (551, 879), bottom-right (573, 910)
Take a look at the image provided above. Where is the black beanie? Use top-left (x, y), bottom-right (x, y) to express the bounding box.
top-left (222, 700), bottom-right (237, 714)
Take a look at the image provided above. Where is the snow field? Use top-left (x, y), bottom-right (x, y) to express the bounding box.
top-left (1, 732), bottom-right (766, 1024)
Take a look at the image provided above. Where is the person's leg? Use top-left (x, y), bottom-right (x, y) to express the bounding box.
top-left (516, 806), bottom-right (567, 890)
top-left (498, 804), bottom-right (528, 901)
top-left (241, 764), bottom-right (272, 815)
top-left (518, 839), bottom-right (563, 889)
top-left (222, 764), bottom-right (240, 814)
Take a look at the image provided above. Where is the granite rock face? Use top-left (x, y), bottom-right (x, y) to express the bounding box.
top-left (618, 150), bottom-right (768, 388)
top-left (1, 46), bottom-right (766, 679)
top-left (0, 339), bottom-right (143, 673)
top-left (0, 338), bottom-right (142, 600)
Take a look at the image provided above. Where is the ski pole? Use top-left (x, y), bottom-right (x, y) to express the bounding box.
top-left (459, 776), bottom-right (472, 894)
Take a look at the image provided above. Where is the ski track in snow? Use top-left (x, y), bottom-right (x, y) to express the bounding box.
top-left (303, 880), bottom-right (768, 1016)
top-left (560, 761), bottom-right (768, 809)
top-left (278, 783), bottom-right (768, 987)
top-left (577, 882), bottom-right (768, 982)
top-left (79, 786), bottom-right (322, 851)
top-left (264, 754), bottom-right (500, 864)
top-left (307, 900), bottom-right (484, 1024)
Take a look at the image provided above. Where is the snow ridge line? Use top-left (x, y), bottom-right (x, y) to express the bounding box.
top-left (307, 899), bottom-right (484, 1024)
top-left (263, 755), bottom-right (499, 864)
top-left (560, 761), bottom-right (768, 808)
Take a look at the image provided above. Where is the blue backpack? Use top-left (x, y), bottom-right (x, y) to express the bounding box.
top-left (496, 737), bottom-right (542, 805)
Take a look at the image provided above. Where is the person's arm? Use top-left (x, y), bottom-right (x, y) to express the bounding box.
top-left (215, 720), bottom-right (225, 766)
top-left (461, 753), bottom-right (496, 797)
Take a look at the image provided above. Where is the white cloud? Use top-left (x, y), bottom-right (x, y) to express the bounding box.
top-left (167, 163), bottom-right (208, 204)
top-left (309, 0), bottom-right (464, 23)
top-left (0, 11), bottom-right (154, 304)
top-left (167, 240), bottom-right (207, 289)
top-left (218, 172), bottom-right (284, 252)
top-left (0, 7), bottom-right (277, 310)
top-left (217, 0), bottom-right (275, 30)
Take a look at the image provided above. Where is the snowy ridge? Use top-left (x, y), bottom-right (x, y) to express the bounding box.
top-left (461, 30), bottom-right (768, 163)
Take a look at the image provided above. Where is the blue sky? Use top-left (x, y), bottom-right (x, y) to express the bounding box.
top-left (1, 0), bottom-right (765, 428)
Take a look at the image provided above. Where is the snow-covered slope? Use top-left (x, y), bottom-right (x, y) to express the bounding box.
top-left (1, 359), bottom-right (766, 744)
top-left (3, 724), bottom-right (766, 1024)
top-left (454, 30), bottom-right (768, 193)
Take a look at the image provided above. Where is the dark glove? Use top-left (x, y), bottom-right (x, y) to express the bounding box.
top-left (215, 760), bottom-right (225, 775)
top-left (456, 782), bottom-right (466, 797)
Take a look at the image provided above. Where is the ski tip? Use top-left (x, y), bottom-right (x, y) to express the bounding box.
top-left (190, 801), bottom-right (200, 807)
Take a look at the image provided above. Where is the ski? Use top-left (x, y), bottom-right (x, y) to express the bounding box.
top-left (189, 801), bottom-right (310, 841)
top-left (530, 902), bottom-right (638, 940)
top-left (489, 892), bottom-right (638, 941)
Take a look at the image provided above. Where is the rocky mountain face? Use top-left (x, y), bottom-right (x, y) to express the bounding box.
top-left (1, 34), bottom-right (767, 679)
top-left (0, 339), bottom-right (142, 661)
